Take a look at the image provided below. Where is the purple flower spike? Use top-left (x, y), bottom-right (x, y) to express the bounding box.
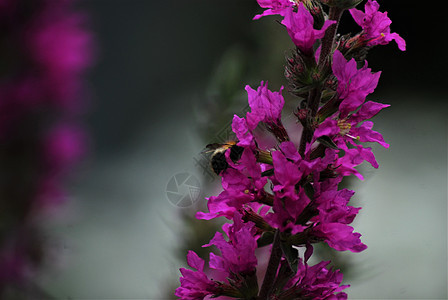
top-left (349, 0), bottom-right (406, 51)
top-left (178, 0), bottom-right (397, 296)
top-left (279, 141), bottom-right (301, 162)
top-left (282, 3), bottom-right (336, 55)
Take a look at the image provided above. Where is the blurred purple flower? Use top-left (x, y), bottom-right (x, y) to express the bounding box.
top-left (27, 8), bottom-right (93, 107)
top-left (0, 0), bottom-right (94, 293)
top-left (44, 124), bottom-right (86, 170)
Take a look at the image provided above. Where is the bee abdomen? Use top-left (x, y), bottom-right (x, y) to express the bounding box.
top-left (211, 151), bottom-right (228, 175)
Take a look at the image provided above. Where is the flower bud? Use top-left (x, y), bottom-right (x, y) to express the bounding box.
top-left (302, 0), bottom-right (325, 29)
top-left (336, 33), bottom-right (369, 62)
top-left (285, 49), bottom-right (320, 98)
top-left (295, 108), bottom-right (308, 127)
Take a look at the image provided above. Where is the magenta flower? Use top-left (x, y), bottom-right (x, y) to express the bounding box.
top-left (278, 141), bottom-right (301, 162)
top-left (232, 115), bottom-right (255, 149)
top-left (315, 100), bottom-right (390, 146)
top-left (332, 50), bottom-right (381, 117)
top-left (271, 141), bottom-right (328, 199)
top-left (349, 0), bottom-right (406, 51)
top-left (196, 144), bottom-right (267, 221)
top-left (265, 189), bottom-right (309, 234)
top-left (313, 222), bottom-right (367, 253)
top-left (315, 100), bottom-right (389, 176)
top-left (284, 259), bottom-right (349, 299)
top-left (310, 178), bottom-right (367, 252)
top-left (245, 81), bottom-right (285, 130)
top-left (313, 178), bottom-right (360, 225)
top-left (265, 143), bottom-right (335, 234)
top-left (253, 0), bottom-right (293, 20)
top-left (204, 213), bottom-right (258, 275)
top-left (175, 251), bottom-right (219, 299)
top-left (196, 169), bottom-right (255, 220)
top-left (282, 3), bottom-right (336, 55)
top-left (197, 115), bottom-right (268, 221)
top-left (225, 146), bottom-right (267, 192)
top-left (196, 153), bottom-right (266, 220)
top-left (176, 214), bottom-right (259, 299)
top-left (271, 149), bottom-right (302, 199)
top-left (262, 147), bottom-right (308, 234)
top-left (334, 145), bottom-right (377, 180)
top-left (314, 138), bottom-right (377, 180)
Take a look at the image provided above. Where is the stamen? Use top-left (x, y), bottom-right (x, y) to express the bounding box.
top-left (368, 33), bottom-right (386, 44)
top-left (345, 133), bottom-right (360, 140)
top-left (337, 119), bottom-right (352, 136)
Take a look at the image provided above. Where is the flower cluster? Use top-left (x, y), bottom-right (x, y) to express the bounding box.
top-left (177, 0), bottom-right (405, 298)
top-left (0, 0), bottom-right (93, 295)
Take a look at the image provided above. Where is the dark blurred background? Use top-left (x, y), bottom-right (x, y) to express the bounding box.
top-left (38, 1), bottom-right (447, 299)
top-left (84, 0), bottom-right (446, 154)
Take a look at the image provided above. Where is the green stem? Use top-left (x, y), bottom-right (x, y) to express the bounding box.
top-left (318, 7), bottom-right (344, 70)
top-left (258, 230), bottom-right (282, 299)
top-left (299, 87), bottom-right (322, 156)
top-left (298, 7), bottom-right (344, 156)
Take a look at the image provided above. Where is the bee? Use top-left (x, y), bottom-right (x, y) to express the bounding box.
top-left (204, 141), bottom-right (244, 175)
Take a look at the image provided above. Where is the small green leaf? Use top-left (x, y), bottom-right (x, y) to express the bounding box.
top-left (303, 182), bottom-right (314, 200)
top-left (288, 232), bottom-right (308, 246)
top-left (257, 231), bottom-right (274, 248)
top-left (261, 169), bottom-right (274, 177)
top-left (317, 135), bottom-right (340, 150)
top-left (280, 240), bottom-right (298, 273)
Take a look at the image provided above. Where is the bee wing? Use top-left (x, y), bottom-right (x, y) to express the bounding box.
top-left (202, 143), bottom-right (222, 155)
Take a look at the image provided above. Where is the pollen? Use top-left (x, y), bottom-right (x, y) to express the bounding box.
top-left (337, 119), bottom-right (352, 136)
top-left (244, 189), bottom-right (250, 194)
